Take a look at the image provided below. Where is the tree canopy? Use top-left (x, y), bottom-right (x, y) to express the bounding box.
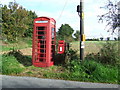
top-left (98, 0), bottom-right (120, 35)
top-left (2, 2), bottom-right (37, 42)
top-left (57, 24), bottom-right (74, 42)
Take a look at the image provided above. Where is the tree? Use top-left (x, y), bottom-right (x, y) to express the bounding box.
top-left (24, 10), bottom-right (37, 37)
top-left (100, 37), bottom-right (104, 41)
top-left (2, 2), bottom-right (28, 41)
top-left (107, 37), bottom-right (110, 41)
top-left (2, 1), bottom-right (37, 41)
top-left (98, 0), bottom-right (120, 34)
top-left (114, 37), bottom-right (117, 41)
top-left (74, 30), bottom-right (80, 41)
top-left (57, 24), bottom-right (74, 42)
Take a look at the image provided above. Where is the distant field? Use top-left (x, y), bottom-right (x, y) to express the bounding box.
top-left (1, 38), bottom-right (32, 51)
top-left (71, 41), bottom-right (106, 56)
top-left (1, 40), bottom-right (117, 56)
top-left (1, 40), bottom-right (111, 55)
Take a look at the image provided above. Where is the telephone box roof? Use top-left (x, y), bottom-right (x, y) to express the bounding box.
top-left (34, 16), bottom-right (56, 22)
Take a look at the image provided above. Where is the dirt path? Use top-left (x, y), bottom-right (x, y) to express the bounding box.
top-left (0, 48), bottom-right (32, 56)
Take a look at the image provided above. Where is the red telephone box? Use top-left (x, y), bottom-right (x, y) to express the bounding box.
top-left (58, 40), bottom-right (66, 54)
top-left (32, 17), bottom-right (56, 67)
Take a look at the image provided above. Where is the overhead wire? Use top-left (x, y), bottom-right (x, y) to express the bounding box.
top-left (57, 0), bottom-right (69, 22)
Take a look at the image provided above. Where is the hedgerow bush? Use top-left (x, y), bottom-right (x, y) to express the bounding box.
top-left (99, 41), bottom-right (119, 66)
top-left (86, 41), bottom-right (119, 66)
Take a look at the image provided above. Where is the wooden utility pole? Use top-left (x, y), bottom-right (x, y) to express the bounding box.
top-left (77, 0), bottom-right (85, 61)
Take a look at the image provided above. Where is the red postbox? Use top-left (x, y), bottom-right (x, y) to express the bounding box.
top-left (58, 40), bottom-right (66, 54)
top-left (32, 17), bottom-right (56, 67)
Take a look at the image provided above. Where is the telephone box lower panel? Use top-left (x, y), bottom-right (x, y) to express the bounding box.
top-left (33, 62), bottom-right (54, 67)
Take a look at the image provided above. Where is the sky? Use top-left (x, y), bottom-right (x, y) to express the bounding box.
top-left (1, 0), bottom-right (119, 39)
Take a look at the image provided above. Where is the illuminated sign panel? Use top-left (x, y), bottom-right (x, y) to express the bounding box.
top-left (35, 21), bottom-right (48, 23)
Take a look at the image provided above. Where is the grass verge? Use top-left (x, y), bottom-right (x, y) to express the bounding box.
top-left (1, 41), bottom-right (119, 84)
top-left (66, 60), bottom-right (118, 84)
top-left (1, 54), bottom-right (25, 75)
top-left (1, 50), bottom-right (118, 84)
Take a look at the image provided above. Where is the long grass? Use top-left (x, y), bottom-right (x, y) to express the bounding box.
top-left (1, 54), bottom-right (25, 75)
top-left (41, 60), bottom-right (118, 84)
top-left (67, 60), bottom-right (118, 83)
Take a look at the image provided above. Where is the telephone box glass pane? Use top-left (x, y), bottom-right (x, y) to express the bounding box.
top-left (52, 28), bottom-right (55, 39)
top-left (37, 27), bottom-right (46, 39)
top-left (37, 27), bottom-right (45, 30)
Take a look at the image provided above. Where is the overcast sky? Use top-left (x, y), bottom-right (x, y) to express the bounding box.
top-left (1, 0), bottom-right (119, 39)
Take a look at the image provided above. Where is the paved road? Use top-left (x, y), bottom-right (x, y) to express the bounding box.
top-left (0, 75), bottom-right (119, 89)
